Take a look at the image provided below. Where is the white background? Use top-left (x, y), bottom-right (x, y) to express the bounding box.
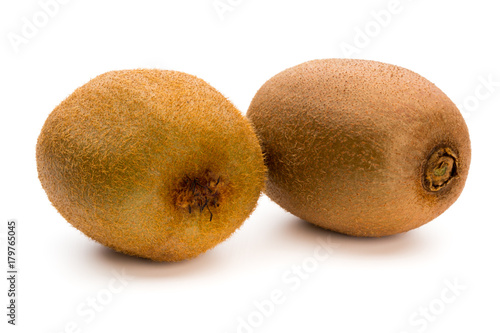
top-left (1, 0), bottom-right (499, 332)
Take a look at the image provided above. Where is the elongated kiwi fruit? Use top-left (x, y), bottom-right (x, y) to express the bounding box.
top-left (37, 69), bottom-right (266, 261)
top-left (247, 59), bottom-right (471, 237)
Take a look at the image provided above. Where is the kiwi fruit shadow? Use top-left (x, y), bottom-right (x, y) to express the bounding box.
top-left (280, 215), bottom-right (433, 258)
top-left (89, 242), bottom-right (229, 278)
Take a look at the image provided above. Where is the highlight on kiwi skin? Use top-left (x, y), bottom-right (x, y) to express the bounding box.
top-left (36, 69), bottom-right (266, 262)
top-left (423, 146), bottom-right (459, 192)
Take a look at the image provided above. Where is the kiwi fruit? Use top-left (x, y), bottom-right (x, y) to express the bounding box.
top-left (247, 59), bottom-right (471, 237)
top-left (37, 69), bottom-right (266, 261)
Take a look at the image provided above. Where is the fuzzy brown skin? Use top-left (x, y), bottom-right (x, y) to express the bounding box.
top-left (247, 59), bottom-right (471, 237)
top-left (37, 69), bottom-right (266, 261)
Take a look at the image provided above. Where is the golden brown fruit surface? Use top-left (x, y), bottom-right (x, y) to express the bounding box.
top-left (247, 59), bottom-right (471, 237)
top-left (37, 69), bottom-right (266, 261)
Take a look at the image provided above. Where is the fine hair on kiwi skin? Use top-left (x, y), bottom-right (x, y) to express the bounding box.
top-left (247, 58), bottom-right (471, 237)
top-left (36, 69), bottom-right (266, 262)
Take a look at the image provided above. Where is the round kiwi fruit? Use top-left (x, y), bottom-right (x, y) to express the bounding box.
top-left (37, 69), bottom-right (266, 261)
top-left (247, 59), bottom-right (471, 237)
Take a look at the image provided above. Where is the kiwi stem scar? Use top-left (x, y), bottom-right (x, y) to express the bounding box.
top-left (423, 147), bottom-right (458, 192)
top-left (433, 163), bottom-right (447, 177)
top-left (173, 170), bottom-right (224, 221)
